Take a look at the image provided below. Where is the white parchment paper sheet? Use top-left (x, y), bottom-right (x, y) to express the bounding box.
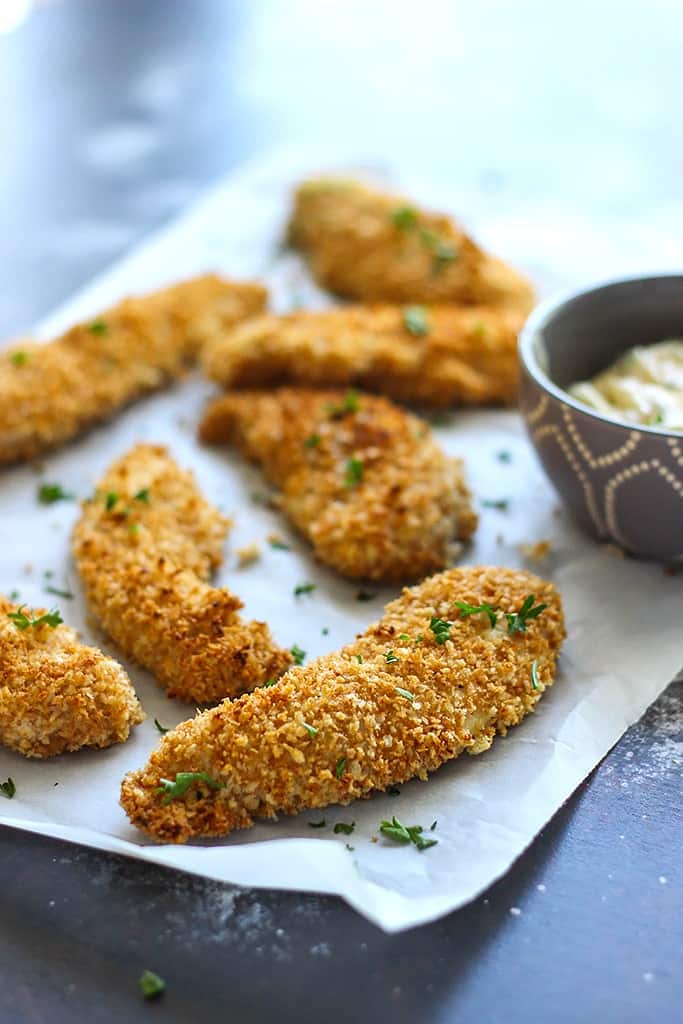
top-left (0, 148), bottom-right (681, 931)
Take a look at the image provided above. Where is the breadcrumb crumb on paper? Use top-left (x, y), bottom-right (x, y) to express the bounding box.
top-left (120, 566), bottom-right (565, 843)
top-left (72, 443), bottom-right (292, 703)
top-left (200, 387), bottom-right (477, 582)
top-left (0, 595), bottom-right (144, 758)
top-left (0, 274), bottom-right (266, 464)
top-left (287, 177), bottom-right (534, 312)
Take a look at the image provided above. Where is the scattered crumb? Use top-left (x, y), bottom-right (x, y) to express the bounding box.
top-left (370, 836), bottom-right (378, 843)
top-left (519, 540), bottom-right (551, 561)
top-left (236, 542), bottom-right (261, 567)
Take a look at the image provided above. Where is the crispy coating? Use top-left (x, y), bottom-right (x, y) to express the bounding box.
top-left (120, 566), bottom-right (565, 843)
top-left (0, 274), bottom-right (267, 464)
top-left (199, 388), bottom-right (477, 581)
top-left (0, 595), bottom-right (143, 758)
top-left (287, 178), bottom-right (534, 311)
top-left (72, 444), bottom-right (292, 703)
top-left (202, 303), bottom-right (524, 407)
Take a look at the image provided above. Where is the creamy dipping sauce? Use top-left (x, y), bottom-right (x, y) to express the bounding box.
top-left (568, 339), bottom-right (683, 431)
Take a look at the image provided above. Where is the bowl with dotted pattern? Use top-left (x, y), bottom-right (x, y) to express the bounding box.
top-left (519, 275), bottom-right (683, 562)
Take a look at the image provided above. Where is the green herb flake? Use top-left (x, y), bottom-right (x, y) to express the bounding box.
top-left (356, 590), bottom-right (375, 602)
top-left (134, 488), bottom-right (150, 503)
top-left (430, 819), bottom-right (438, 831)
top-left (321, 627), bottom-right (329, 636)
top-left (344, 457), bottom-right (364, 488)
top-left (105, 491), bottom-right (118, 511)
top-left (308, 819), bottom-right (326, 829)
top-left (431, 239), bottom-right (459, 273)
top-left (333, 821), bottom-right (355, 835)
top-left (10, 350), bottom-right (28, 367)
top-left (403, 305), bottom-right (430, 337)
top-left (506, 595), bottom-right (548, 635)
top-left (269, 538), bottom-right (291, 551)
top-left (395, 686), bottom-right (415, 702)
top-left (384, 650), bottom-right (399, 664)
top-left (0, 778), bottom-right (16, 799)
top-left (472, 320), bottom-right (488, 339)
top-left (291, 644), bottom-right (307, 666)
top-left (355, 654), bottom-right (364, 664)
top-left (429, 616), bottom-right (452, 645)
top-left (45, 585), bottom-right (74, 600)
top-left (139, 970), bottom-right (165, 1000)
top-left (304, 433), bottom-right (321, 449)
top-left (301, 721), bottom-right (318, 738)
top-left (496, 449), bottom-right (512, 463)
top-left (127, 523), bottom-right (140, 537)
top-left (7, 605), bottom-right (63, 631)
top-left (294, 582), bottom-right (316, 597)
top-left (398, 633), bottom-right (411, 641)
top-left (38, 483), bottom-right (74, 505)
top-left (345, 843), bottom-right (355, 852)
top-left (379, 816), bottom-right (438, 851)
top-left (155, 771), bottom-right (224, 805)
top-left (391, 205), bottom-right (418, 230)
top-left (531, 659), bottom-right (540, 690)
top-left (88, 319), bottom-right (108, 336)
top-left (262, 678), bottom-right (278, 688)
top-left (482, 498), bottom-right (509, 511)
top-left (335, 757), bottom-right (346, 778)
top-left (327, 389), bottom-right (360, 419)
top-left (454, 600), bottom-right (499, 629)
top-left (9, 589), bottom-right (20, 601)
top-left (154, 718), bottom-right (169, 734)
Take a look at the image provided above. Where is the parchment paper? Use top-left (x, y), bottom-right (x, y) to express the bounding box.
top-left (0, 148), bottom-right (681, 932)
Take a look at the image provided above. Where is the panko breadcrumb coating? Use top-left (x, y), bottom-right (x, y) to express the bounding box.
top-left (202, 303), bottom-right (524, 407)
top-left (0, 595), bottom-right (143, 758)
top-left (199, 388), bottom-right (477, 581)
top-left (287, 178), bottom-right (534, 311)
top-left (120, 566), bottom-right (565, 843)
top-left (0, 274), bottom-right (266, 464)
top-left (72, 444), bottom-right (292, 703)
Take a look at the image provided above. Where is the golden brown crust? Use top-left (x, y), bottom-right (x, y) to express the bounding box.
top-left (120, 566), bottom-right (565, 843)
top-left (287, 178), bottom-right (534, 311)
top-left (202, 303), bottom-right (524, 407)
top-left (71, 443), bottom-right (292, 703)
top-left (0, 595), bottom-right (144, 758)
top-left (199, 388), bottom-right (477, 581)
top-left (0, 274), bottom-right (266, 464)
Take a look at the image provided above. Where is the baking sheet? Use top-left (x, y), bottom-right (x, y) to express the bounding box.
top-left (0, 147), bottom-right (681, 932)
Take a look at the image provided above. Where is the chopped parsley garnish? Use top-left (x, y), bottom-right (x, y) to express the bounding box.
top-left (344, 457), bottom-right (364, 488)
top-left (0, 778), bottom-right (16, 799)
top-left (301, 722), bottom-right (318, 738)
top-left (431, 239), bottom-right (458, 273)
top-left (454, 600), bottom-right (499, 628)
top-left (398, 633), bottom-right (411, 641)
top-left (505, 595), bottom-right (547, 635)
top-left (269, 538), bottom-right (291, 551)
top-left (38, 483), bottom-right (74, 505)
top-left (308, 819), bottom-right (326, 828)
top-left (127, 523), bottom-right (139, 537)
top-left (482, 498), bottom-right (509, 511)
top-left (355, 654), bottom-right (364, 663)
top-left (250, 491), bottom-right (272, 506)
top-left (7, 605), bottom-right (63, 631)
top-left (356, 590), bottom-right (375, 602)
top-left (395, 687), bottom-right (415, 702)
top-left (384, 650), bottom-right (399, 664)
top-left (133, 488), bottom-right (150, 503)
top-left (291, 644), bottom-right (307, 665)
top-left (429, 616), bottom-right (452, 645)
top-left (531, 659), bottom-right (540, 690)
top-left (105, 491), bottom-right (118, 511)
top-left (391, 205), bottom-right (418, 230)
top-left (10, 350), bottom-right (28, 367)
top-left (294, 582), bottom-right (316, 597)
top-left (327, 389), bottom-right (360, 418)
top-left (304, 433), bottom-right (321, 449)
top-left (403, 305), bottom-right (429, 337)
top-left (335, 757), bottom-right (346, 778)
top-left (496, 449), bottom-right (512, 463)
top-left (345, 843), bottom-right (354, 852)
top-left (88, 319), bottom-right (108, 335)
top-left (430, 820), bottom-right (438, 831)
top-left (9, 589), bottom-right (20, 601)
top-left (333, 821), bottom-right (355, 835)
top-left (379, 816), bottom-right (438, 851)
top-left (262, 678), bottom-right (278, 687)
top-left (156, 772), bottom-right (224, 805)
top-left (415, 633), bottom-right (424, 644)
top-left (154, 718), bottom-right (169, 734)
top-left (321, 627), bottom-right (329, 635)
top-left (139, 970), bottom-right (165, 1000)
top-left (45, 585), bottom-right (74, 600)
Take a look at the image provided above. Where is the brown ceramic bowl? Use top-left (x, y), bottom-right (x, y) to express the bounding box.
top-left (519, 274), bottom-right (683, 562)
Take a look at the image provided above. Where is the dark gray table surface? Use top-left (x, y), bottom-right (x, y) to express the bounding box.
top-left (0, 2), bottom-right (681, 1021)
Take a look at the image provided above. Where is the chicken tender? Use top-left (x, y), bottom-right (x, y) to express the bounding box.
top-left (0, 274), bottom-right (266, 464)
top-left (287, 178), bottom-right (534, 311)
top-left (202, 303), bottom-right (524, 407)
top-left (199, 388), bottom-right (477, 581)
top-left (72, 444), bottom-right (292, 703)
top-left (0, 595), bottom-right (143, 758)
top-left (120, 566), bottom-right (564, 843)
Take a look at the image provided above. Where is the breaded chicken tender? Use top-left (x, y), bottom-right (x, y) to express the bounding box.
top-left (287, 178), bottom-right (534, 311)
top-left (202, 303), bottom-right (524, 407)
top-left (199, 388), bottom-right (477, 581)
top-left (72, 444), bottom-right (292, 703)
top-left (0, 595), bottom-right (143, 758)
top-left (120, 566), bottom-right (565, 843)
top-left (0, 274), bottom-right (266, 464)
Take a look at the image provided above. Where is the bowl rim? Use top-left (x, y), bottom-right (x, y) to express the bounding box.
top-left (518, 271), bottom-right (683, 440)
